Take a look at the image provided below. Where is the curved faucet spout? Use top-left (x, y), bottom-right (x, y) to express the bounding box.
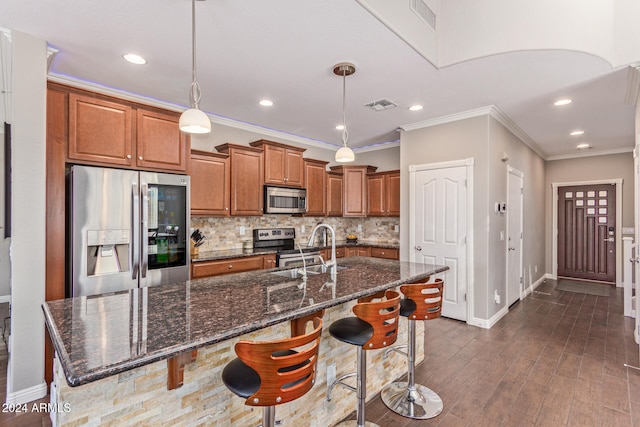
top-left (308, 223), bottom-right (337, 281)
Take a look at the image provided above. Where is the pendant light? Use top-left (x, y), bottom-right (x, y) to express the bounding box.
top-left (334, 62), bottom-right (356, 162)
top-left (179, 0), bottom-right (211, 134)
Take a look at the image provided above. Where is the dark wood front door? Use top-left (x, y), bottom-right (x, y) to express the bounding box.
top-left (558, 184), bottom-right (616, 283)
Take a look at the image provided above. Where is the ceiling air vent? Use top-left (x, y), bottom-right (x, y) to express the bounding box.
top-left (364, 98), bottom-right (398, 112)
top-left (411, 0), bottom-right (436, 30)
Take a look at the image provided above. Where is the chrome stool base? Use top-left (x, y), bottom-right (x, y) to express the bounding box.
top-left (381, 381), bottom-right (443, 419)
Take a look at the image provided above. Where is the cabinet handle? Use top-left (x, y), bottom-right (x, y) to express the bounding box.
top-left (139, 156), bottom-right (143, 160)
top-left (228, 265), bottom-right (233, 269)
top-left (127, 154), bottom-right (132, 159)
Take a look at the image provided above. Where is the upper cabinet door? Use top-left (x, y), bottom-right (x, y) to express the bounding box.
top-left (367, 170), bottom-right (400, 217)
top-left (136, 109), bottom-right (188, 172)
top-left (189, 150), bottom-right (230, 216)
top-left (217, 144), bottom-right (264, 216)
top-left (304, 159), bottom-right (328, 216)
top-left (68, 94), bottom-right (133, 167)
top-left (249, 140), bottom-right (305, 187)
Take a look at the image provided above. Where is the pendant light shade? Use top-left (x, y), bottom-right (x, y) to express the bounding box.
top-left (180, 0), bottom-right (211, 134)
top-left (179, 107), bottom-right (211, 134)
top-left (333, 62), bottom-right (355, 163)
top-left (335, 145), bottom-right (355, 162)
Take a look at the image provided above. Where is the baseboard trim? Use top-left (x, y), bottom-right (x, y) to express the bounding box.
top-left (0, 295), bottom-right (9, 304)
top-left (523, 275), bottom-right (547, 297)
top-left (471, 305), bottom-right (509, 329)
top-left (6, 381), bottom-right (48, 405)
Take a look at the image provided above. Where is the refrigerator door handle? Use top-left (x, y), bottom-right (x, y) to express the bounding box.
top-left (131, 182), bottom-right (140, 280)
top-left (141, 183), bottom-right (149, 278)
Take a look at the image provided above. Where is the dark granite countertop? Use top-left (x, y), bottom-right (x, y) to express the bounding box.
top-left (42, 257), bottom-right (446, 387)
top-left (191, 241), bottom-right (399, 262)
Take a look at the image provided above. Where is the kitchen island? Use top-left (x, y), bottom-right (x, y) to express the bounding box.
top-left (43, 257), bottom-right (447, 426)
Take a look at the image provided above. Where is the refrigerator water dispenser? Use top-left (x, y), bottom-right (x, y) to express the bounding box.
top-left (86, 229), bottom-right (130, 276)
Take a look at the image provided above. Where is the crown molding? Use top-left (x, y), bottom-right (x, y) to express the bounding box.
top-left (399, 105), bottom-right (547, 159)
top-left (546, 147), bottom-right (634, 161)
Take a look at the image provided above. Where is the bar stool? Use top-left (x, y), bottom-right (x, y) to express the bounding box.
top-left (222, 317), bottom-right (323, 427)
top-left (327, 290), bottom-right (401, 427)
top-left (381, 279), bottom-right (444, 419)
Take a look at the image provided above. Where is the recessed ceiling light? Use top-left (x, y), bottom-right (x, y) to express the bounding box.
top-left (554, 98), bottom-right (572, 106)
top-left (409, 104), bottom-right (423, 111)
top-left (123, 53), bottom-right (147, 65)
top-left (570, 130), bottom-right (584, 136)
top-left (335, 124), bottom-right (345, 130)
top-left (259, 99), bottom-right (273, 107)
top-left (577, 143), bottom-right (591, 150)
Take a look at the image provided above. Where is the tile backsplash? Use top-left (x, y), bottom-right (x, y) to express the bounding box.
top-left (190, 215), bottom-right (399, 251)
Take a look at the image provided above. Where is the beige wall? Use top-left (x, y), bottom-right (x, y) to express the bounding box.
top-left (544, 152), bottom-right (634, 275)
top-left (400, 113), bottom-right (546, 324)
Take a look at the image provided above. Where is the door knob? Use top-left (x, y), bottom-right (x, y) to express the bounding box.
top-left (415, 246), bottom-right (422, 251)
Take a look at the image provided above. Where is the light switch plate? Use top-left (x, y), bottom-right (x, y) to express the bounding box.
top-left (239, 226), bottom-right (245, 236)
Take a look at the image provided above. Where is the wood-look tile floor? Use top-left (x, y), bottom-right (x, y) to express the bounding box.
top-left (345, 279), bottom-right (640, 427)
top-left (1, 279), bottom-right (638, 426)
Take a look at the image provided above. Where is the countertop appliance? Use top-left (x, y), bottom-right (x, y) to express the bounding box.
top-left (253, 227), bottom-right (321, 268)
top-left (68, 165), bottom-right (190, 297)
top-left (264, 186), bottom-right (307, 214)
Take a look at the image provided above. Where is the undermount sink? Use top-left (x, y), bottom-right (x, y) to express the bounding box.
top-left (269, 264), bottom-right (348, 278)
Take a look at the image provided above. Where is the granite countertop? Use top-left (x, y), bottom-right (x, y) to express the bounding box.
top-left (191, 241), bottom-right (399, 262)
top-left (42, 257), bottom-right (446, 387)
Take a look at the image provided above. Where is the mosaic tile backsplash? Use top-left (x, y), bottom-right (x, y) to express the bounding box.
top-left (190, 215), bottom-right (400, 251)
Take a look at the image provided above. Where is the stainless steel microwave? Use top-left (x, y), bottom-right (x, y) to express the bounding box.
top-left (264, 186), bottom-right (307, 214)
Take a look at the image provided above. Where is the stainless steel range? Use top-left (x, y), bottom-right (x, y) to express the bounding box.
top-left (253, 227), bottom-right (321, 268)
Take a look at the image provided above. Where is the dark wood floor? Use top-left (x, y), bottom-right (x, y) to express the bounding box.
top-left (348, 279), bottom-right (639, 426)
top-left (1, 279), bottom-right (638, 426)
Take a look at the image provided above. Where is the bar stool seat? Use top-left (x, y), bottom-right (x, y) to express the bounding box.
top-left (381, 279), bottom-right (444, 419)
top-left (327, 290), bottom-right (401, 427)
top-left (222, 318), bottom-right (323, 427)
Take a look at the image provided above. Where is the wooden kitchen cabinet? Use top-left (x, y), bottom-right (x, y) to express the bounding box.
top-left (189, 150), bottom-right (230, 216)
top-left (68, 93), bottom-right (134, 167)
top-left (67, 91), bottom-right (188, 172)
top-left (216, 143), bottom-right (264, 216)
top-left (367, 170), bottom-right (400, 217)
top-left (263, 254), bottom-right (277, 269)
top-left (249, 140), bottom-right (306, 187)
top-left (346, 246), bottom-right (371, 257)
top-left (335, 247), bottom-right (346, 258)
top-left (370, 247), bottom-right (399, 260)
top-left (191, 256), bottom-right (265, 278)
top-left (136, 108), bottom-right (188, 172)
top-left (327, 172), bottom-right (343, 217)
top-left (304, 159), bottom-right (328, 216)
top-left (330, 165), bottom-right (377, 217)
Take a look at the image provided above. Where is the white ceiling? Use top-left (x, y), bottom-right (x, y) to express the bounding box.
top-left (1, 0), bottom-right (639, 159)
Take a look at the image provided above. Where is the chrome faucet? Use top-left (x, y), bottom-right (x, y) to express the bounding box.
top-left (308, 223), bottom-right (337, 281)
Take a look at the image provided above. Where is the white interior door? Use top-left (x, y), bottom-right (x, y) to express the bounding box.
top-left (410, 162), bottom-right (468, 321)
top-left (507, 167), bottom-right (523, 307)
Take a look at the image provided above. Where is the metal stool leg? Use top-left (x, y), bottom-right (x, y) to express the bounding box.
top-left (381, 319), bottom-right (443, 419)
top-left (333, 347), bottom-right (380, 427)
top-left (260, 406), bottom-right (276, 427)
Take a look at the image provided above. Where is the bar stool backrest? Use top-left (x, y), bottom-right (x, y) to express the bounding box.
top-left (234, 317), bottom-right (322, 406)
top-left (352, 290), bottom-right (401, 350)
top-left (400, 279), bottom-right (444, 320)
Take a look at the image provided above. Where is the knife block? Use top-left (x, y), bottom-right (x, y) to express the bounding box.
top-left (190, 240), bottom-right (199, 257)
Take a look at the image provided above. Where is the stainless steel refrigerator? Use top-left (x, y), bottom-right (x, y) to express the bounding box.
top-left (68, 165), bottom-right (190, 297)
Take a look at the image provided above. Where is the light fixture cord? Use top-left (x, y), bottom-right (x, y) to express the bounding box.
top-left (190, 0), bottom-right (202, 109)
top-left (341, 68), bottom-right (349, 147)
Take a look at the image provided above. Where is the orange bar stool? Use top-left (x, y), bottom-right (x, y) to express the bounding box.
top-left (381, 279), bottom-right (444, 419)
top-left (327, 290), bottom-right (401, 427)
top-left (222, 317), bottom-right (323, 427)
